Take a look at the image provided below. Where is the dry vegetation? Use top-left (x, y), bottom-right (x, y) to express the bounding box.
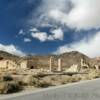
top-left (0, 51), bottom-right (100, 94)
top-left (0, 68), bottom-right (100, 94)
top-left (0, 75), bottom-right (22, 94)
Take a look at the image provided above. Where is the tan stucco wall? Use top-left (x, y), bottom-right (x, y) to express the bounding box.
top-left (0, 59), bottom-right (36, 70)
top-left (0, 60), bottom-right (7, 69)
top-left (20, 60), bottom-right (36, 69)
top-left (20, 61), bottom-right (28, 69)
top-left (0, 60), bottom-right (17, 70)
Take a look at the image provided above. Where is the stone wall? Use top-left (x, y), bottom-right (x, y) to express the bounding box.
top-left (20, 60), bottom-right (28, 69)
top-left (0, 60), bottom-right (17, 70)
top-left (20, 60), bottom-right (37, 69)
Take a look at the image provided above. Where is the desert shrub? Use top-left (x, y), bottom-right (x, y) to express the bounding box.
top-left (32, 77), bottom-right (40, 86)
top-left (3, 75), bottom-right (13, 81)
top-left (0, 75), bottom-right (13, 82)
top-left (34, 80), bottom-right (52, 88)
top-left (51, 77), bottom-right (56, 81)
top-left (0, 82), bottom-right (6, 94)
top-left (22, 75), bottom-right (34, 86)
top-left (71, 76), bottom-right (81, 82)
top-left (88, 70), bottom-right (100, 79)
top-left (34, 73), bottom-right (46, 78)
top-left (80, 75), bottom-right (90, 80)
top-left (59, 75), bottom-right (81, 84)
top-left (6, 82), bottom-right (22, 93)
top-left (0, 81), bottom-right (22, 94)
top-left (25, 76), bottom-right (52, 88)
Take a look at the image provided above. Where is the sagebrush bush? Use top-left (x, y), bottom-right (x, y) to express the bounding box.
top-left (3, 75), bottom-right (13, 81)
top-left (34, 80), bottom-right (52, 88)
top-left (0, 81), bottom-right (22, 94)
top-left (0, 75), bottom-right (13, 82)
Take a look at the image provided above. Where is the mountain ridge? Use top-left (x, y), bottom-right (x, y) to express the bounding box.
top-left (0, 50), bottom-right (98, 69)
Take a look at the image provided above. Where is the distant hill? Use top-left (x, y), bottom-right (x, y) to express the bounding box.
top-left (23, 51), bottom-right (91, 69)
top-left (0, 51), bottom-right (20, 61)
top-left (58, 51), bottom-right (91, 67)
top-left (0, 50), bottom-right (99, 69)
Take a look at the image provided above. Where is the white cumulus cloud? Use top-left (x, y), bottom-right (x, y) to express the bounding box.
top-left (24, 38), bottom-right (31, 42)
top-left (48, 9), bottom-right (68, 24)
top-left (18, 29), bottom-right (25, 35)
top-left (54, 31), bottom-right (100, 58)
top-left (31, 28), bottom-right (64, 42)
top-left (31, 32), bottom-right (48, 42)
top-left (28, 0), bottom-right (71, 27)
top-left (31, 0), bottom-right (100, 30)
top-left (67, 0), bottom-right (100, 30)
top-left (0, 44), bottom-right (25, 57)
top-left (40, 0), bottom-right (70, 14)
top-left (50, 28), bottom-right (64, 40)
top-left (29, 28), bottom-right (39, 32)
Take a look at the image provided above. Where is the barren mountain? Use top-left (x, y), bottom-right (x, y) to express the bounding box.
top-left (24, 51), bottom-right (92, 70)
top-left (0, 50), bottom-right (99, 69)
top-left (0, 51), bottom-right (20, 61)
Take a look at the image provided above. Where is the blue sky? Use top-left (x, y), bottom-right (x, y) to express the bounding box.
top-left (0, 0), bottom-right (100, 57)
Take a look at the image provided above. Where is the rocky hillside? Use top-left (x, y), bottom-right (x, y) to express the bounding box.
top-left (58, 51), bottom-right (91, 68)
top-left (0, 50), bottom-right (99, 69)
top-left (24, 51), bottom-right (92, 69)
top-left (0, 51), bottom-right (20, 61)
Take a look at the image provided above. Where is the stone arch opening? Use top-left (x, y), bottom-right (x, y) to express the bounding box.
top-left (0, 57), bottom-right (3, 60)
top-left (29, 66), bottom-right (34, 69)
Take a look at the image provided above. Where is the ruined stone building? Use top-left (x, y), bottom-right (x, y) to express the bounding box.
top-left (49, 57), bottom-right (62, 72)
top-left (92, 57), bottom-right (100, 70)
top-left (80, 58), bottom-right (89, 69)
top-left (0, 59), bottom-right (36, 70)
top-left (0, 60), bottom-right (17, 70)
top-left (20, 60), bottom-right (36, 69)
